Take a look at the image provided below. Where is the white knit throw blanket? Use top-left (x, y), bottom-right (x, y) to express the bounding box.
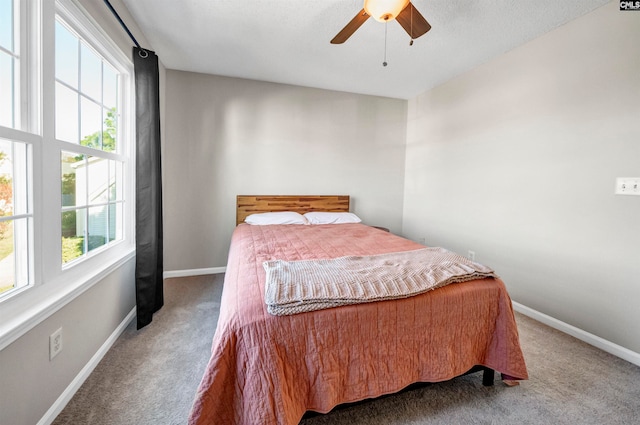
top-left (263, 247), bottom-right (496, 316)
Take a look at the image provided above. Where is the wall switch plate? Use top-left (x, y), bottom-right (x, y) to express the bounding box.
top-left (615, 178), bottom-right (640, 195)
top-left (467, 250), bottom-right (476, 261)
top-left (50, 328), bottom-right (63, 360)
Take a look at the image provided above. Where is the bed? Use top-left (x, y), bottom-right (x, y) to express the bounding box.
top-left (188, 195), bottom-right (528, 425)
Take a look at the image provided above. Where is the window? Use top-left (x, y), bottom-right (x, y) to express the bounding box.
top-left (0, 0), bottom-right (19, 129)
top-left (54, 20), bottom-right (119, 151)
top-left (61, 152), bottom-right (123, 264)
top-left (55, 18), bottom-right (125, 265)
top-left (0, 138), bottom-right (31, 295)
top-left (0, 0), bottom-right (32, 297)
top-left (0, 0), bottom-right (133, 302)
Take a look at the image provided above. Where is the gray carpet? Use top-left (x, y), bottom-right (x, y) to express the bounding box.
top-left (53, 275), bottom-right (223, 425)
top-left (53, 274), bottom-right (640, 425)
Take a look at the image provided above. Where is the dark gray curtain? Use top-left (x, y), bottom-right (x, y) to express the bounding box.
top-left (133, 47), bottom-right (163, 329)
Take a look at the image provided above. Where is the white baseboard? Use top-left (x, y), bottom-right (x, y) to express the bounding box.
top-left (37, 307), bottom-right (137, 425)
top-left (163, 267), bottom-right (226, 279)
top-left (512, 301), bottom-right (640, 367)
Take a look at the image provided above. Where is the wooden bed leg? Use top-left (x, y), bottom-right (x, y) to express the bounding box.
top-left (482, 368), bottom-right (495, 386)
top-left (500, 372), bottom-right (520, 387)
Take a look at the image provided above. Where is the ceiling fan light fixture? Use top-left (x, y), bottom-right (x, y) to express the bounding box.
top-left (364, 0), bottom-right (410, 22)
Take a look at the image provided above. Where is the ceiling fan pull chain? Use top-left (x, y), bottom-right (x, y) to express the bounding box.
top-left (383, 22), bottom-right (388, 67)
top-left (410, 3), bottom-right (414, 46)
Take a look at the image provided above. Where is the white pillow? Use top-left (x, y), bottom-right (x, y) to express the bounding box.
top-left (244, 211), bottom-right (308, 225)
top-left (303, 212), bottom-right (362, 225)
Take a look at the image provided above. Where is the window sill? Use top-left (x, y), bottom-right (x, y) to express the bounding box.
top-left (0, 247), bottom-right (136, 351)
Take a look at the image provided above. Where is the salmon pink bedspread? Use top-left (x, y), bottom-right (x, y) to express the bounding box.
top-left (188, 224), bottom-right (528, 425)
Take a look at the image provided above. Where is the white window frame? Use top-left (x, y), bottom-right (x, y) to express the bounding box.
top-left (54, 13), bottom-right (127, 267)
top-left (0, 0), bottom-right (136, 351)
top-left (0, 0), bottom-right (37, 300)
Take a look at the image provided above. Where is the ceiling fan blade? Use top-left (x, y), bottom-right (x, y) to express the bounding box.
top-left (396, 2), bottom-right (431, 40)
top-left (330, 9), bottom-right (370, 44)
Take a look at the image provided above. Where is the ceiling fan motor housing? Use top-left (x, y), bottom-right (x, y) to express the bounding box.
top-left (364, 0), bottom-right (410, 23)
top-left (330, 0), bottom-right (430, 44)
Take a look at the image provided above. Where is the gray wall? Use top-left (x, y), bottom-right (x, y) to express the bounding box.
top-left (163, 71), bottom-right (408, 271)
top-left (0, 259), bottom-right (135, 425)
top-left (402, 2), bottom-right (640, 353)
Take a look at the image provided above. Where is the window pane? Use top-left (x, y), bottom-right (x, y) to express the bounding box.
top-left (0, 139), bottom-right (29, 214)
top-left (0, 0), bottom-right (12, 52)
top-left (108, 160), bottom-right (122, 201)
top-left (87, 156), bottom-right (108, 205)
top-left (62, 208), bottom-right (86, 263)
top-left (0, 139), bottom-right (14, 216)
top-left (0, 218), bottom-right (15, 294)
top-left (80, 96), bottom-right (101, 148)
top-left (0, 219), bottom-right (30, 294)
top-left (103, 107), bottom-right (116, 152)
top-left (55, 21), bottom-right (79, 89)
top-left (88, 205), bottom-right (107, 251)
top-left (9, 141), bottom-right (28, 215)
top-left (61, 151), bottom-right (86, 207)
top-left (55, 82), bottom-right (79, 142)
top-left (80, 43), bottom-right (101, 101)
top-left (103, 65), bottom-right (117, 109)
top-left (13, 217), bottom-right (29, 286)
top-left (0, 51), bottom-right (14, 128)
top-left (109, 202), bottom-right (122, 242)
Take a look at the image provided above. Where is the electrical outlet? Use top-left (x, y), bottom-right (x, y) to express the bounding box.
top-left (615, 177), bottom-right (640, 195)
top-left (418, 237), bottom-right (426, 245)
top-left (467, 250), bottom-right (476, 261)
top-left (50, 328), bottom-right (63, 360)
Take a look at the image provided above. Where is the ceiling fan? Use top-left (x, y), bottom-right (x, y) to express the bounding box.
top-left (331, 0), bottom-right (432, 44)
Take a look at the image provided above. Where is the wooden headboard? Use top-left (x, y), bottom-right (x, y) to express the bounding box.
top-left (236, 195), bottom-right (350, 226)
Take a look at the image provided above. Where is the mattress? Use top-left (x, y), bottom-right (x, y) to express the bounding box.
top-left (188, 223), bottom-right (528, 425)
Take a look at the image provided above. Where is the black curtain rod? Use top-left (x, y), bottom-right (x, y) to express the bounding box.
top-left (103, 0), bottom-right (144, 52)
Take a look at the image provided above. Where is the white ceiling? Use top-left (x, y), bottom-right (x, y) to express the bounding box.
top-left (121, 0), bottom-right (610, 99)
